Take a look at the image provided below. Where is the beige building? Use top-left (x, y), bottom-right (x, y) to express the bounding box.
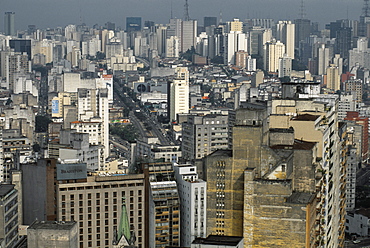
top-left (326, 64), bottom-right (340, 91)
top-left (264, 39), bottom-right (285, 73)
top-left (57, 173), bottom-right (147, 248)
top-left (27, 221), bottom-right (78, 248)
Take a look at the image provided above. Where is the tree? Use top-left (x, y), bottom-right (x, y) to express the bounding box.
top-left (35, 115), bottom-right (52, 133)
top-left (210, 56), bottom-right (224, 65)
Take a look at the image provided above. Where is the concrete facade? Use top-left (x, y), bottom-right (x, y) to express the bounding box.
top-left (27, 221), bottom-right (78, 248)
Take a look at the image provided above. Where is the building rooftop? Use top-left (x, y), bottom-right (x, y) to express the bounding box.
top-left (28, 221), bottom-right (77, 231)
top-left (291, 114), bottom-right (320, 121)
top-left (286, 192), bottom-right (316, 205)
top-left (192, 235), bottom-right (243, 245)
top-left (208, 149), bottom-right (232, 158)
top-left (0, 184), bottom-right (15, 197)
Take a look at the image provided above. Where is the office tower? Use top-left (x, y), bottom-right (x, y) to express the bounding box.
top-left (105, 21), bottom-right (115, 31)
top-left (57, 173), bottom-right (147, 248)
top-left (344, 78), bottom-right (363, 102)
top-left (358, 0), bottom-right (370, 37)
top-left (204, 17), bottom-right (217, 28)
top-left (169, 67), bottom-right (189, 122)
top-left (181, 114), bottom-right (229, 161)
top-left (155, 25), bottom-right (167, 56)
top-left (248, 27), bottom-right (272, 56)
top-left (345, 111), bottom-right (369, 163)
top-left (27, 221), bottom-right (78, 248)
top-left (335, 27), bottom-right (352, 60)
top-left (181, 20), bottom-right (197, 52)
top-left (276, 21), bottom-right (295, 59)
top-left (142, 162), bottom-right (180, 247)
top-left (263, 39), bottom-right (285, 72)
top-left (326, 64), bottom-right (340, 91)
top-left (235, 50), bottom-right (248, 68)
top-left (167, 19), bottom-right (182, 51)
top-left (333, 54), bottom-right (343, 76)
top-left (126, 17), bottom-right (142, 32)
top-left (294, 19), bottom-right (311, 47)
top-left (9, 40), bottom-right (31, 60)
top-left (174, 164), bottom-right (207, 247)
top-left (0, 184), bottom-right (18, 248)
top-left (224, 32), bottom-right (247, 65)
top-left (4, 12), bottom-right (15, 36)
top-left (166, 36), bottom-right (179, 58)
top-left (278, 54), bottom-right (292, 78)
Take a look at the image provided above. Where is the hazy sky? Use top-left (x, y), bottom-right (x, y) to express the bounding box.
top-left (1, 0), bottom-right (365, 31)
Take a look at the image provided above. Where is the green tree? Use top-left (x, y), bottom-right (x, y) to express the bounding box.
top-left (35, 115), bottom-right (52, 133)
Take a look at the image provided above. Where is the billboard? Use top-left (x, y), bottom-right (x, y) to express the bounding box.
top-left (56, 163), bottom-right (87, 180)
top-left (51, 100), bottom-right (59, 114)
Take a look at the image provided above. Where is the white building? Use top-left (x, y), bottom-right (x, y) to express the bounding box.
top-left (174, 164), bottom-right (207, 247)
top-left (278, 54), bottom-right (292, 78)
top-left (338, 94), bottom-right (356, 121)
top-left (169, 67), bottom-right (189, 122)
top-left (182, 20), bottom-right (197, 53)
top-left (346, 211), bottom-right (369, 237)
top-left (74, 88), bottom-right (109, 163)
top-left (224, 31), bottom-right (248, 65)
top-left (276, 20), bottom-right (295, 59)
top-left (166, 36), bottom-right (179, 58)
top-left (264, 39), bottom-right (285, 72)
top-left (246, 56), bottom-right (256, 71)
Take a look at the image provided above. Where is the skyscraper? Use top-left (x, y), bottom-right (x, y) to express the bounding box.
top-left (204, 17), bottom-right (217, 28)
top-left (4, 12), bottom-right (15, 36)
top-left (126, 17), bottom-right (141, 32)
top-left (276, 20), bottom-right (295, 59)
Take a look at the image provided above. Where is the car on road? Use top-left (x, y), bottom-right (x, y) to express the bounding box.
top-left (353, 240), bottom-right (361, 244)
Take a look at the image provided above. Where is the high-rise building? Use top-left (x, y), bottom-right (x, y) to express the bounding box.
top-left (9, 40), bottom-right (31, 60)
top-left (294, 19), bottom-right (311, 47)
top-left (168, 67), bottom-right (189, 122)
top-left (224, 32), bottom-right (247, 65)
top-left (227, 18), bottom-right (243, 32)
top-left (264, 39), bottom-right (285, 72)
top-left (0, 184), bottom-right (18, 248)
top-left (270, 92), bottom-right (345, 248)
top-left (276, 20), bottom-right (295, 59)
top-left (57, 173), bottom-right (147, 248)
top-left (235, 50), bottom-right (248, 68)
top-left (204, 17), bottom-right (217, 28)
top-left (174, 164), bottom-right (207, 247)
top-left (317, 44), bottom-right (331, 76)
top-left (345, 111), bottom-right (369, 163)
top-left (326, 64), bottom-right (340, 91)
top-left (126, 17), bottom-right (142, 32)
top-left (142, 162), bottom-right (180, 247)
top-left (181, 20), bottom-right (197, 52)
top-left (4, 12), bottom-right (15, 36)
top-left (344, 78), bottom-right (363, 102)
top-left (278, 54), bottom-right (292, 78)
top-left (182, 114), bottom-right (230, 161)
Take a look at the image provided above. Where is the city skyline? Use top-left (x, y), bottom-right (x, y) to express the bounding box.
top-left (1, 0), bottom-right (364, 31)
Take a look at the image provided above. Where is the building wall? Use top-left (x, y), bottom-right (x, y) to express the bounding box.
top-left (57, 174), bottom-right (147, 248)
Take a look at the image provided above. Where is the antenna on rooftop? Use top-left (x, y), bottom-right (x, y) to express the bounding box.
top-left (299, 0), bottom-right (306, 19)
top-left (363, 0), bottom-right (370, 17)
top-left (170, 0), bottom-right (173, 19)
top-left (219, 10), bottom-right (223, 24)
top-left (184, 0), bottom-right (190, 21)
